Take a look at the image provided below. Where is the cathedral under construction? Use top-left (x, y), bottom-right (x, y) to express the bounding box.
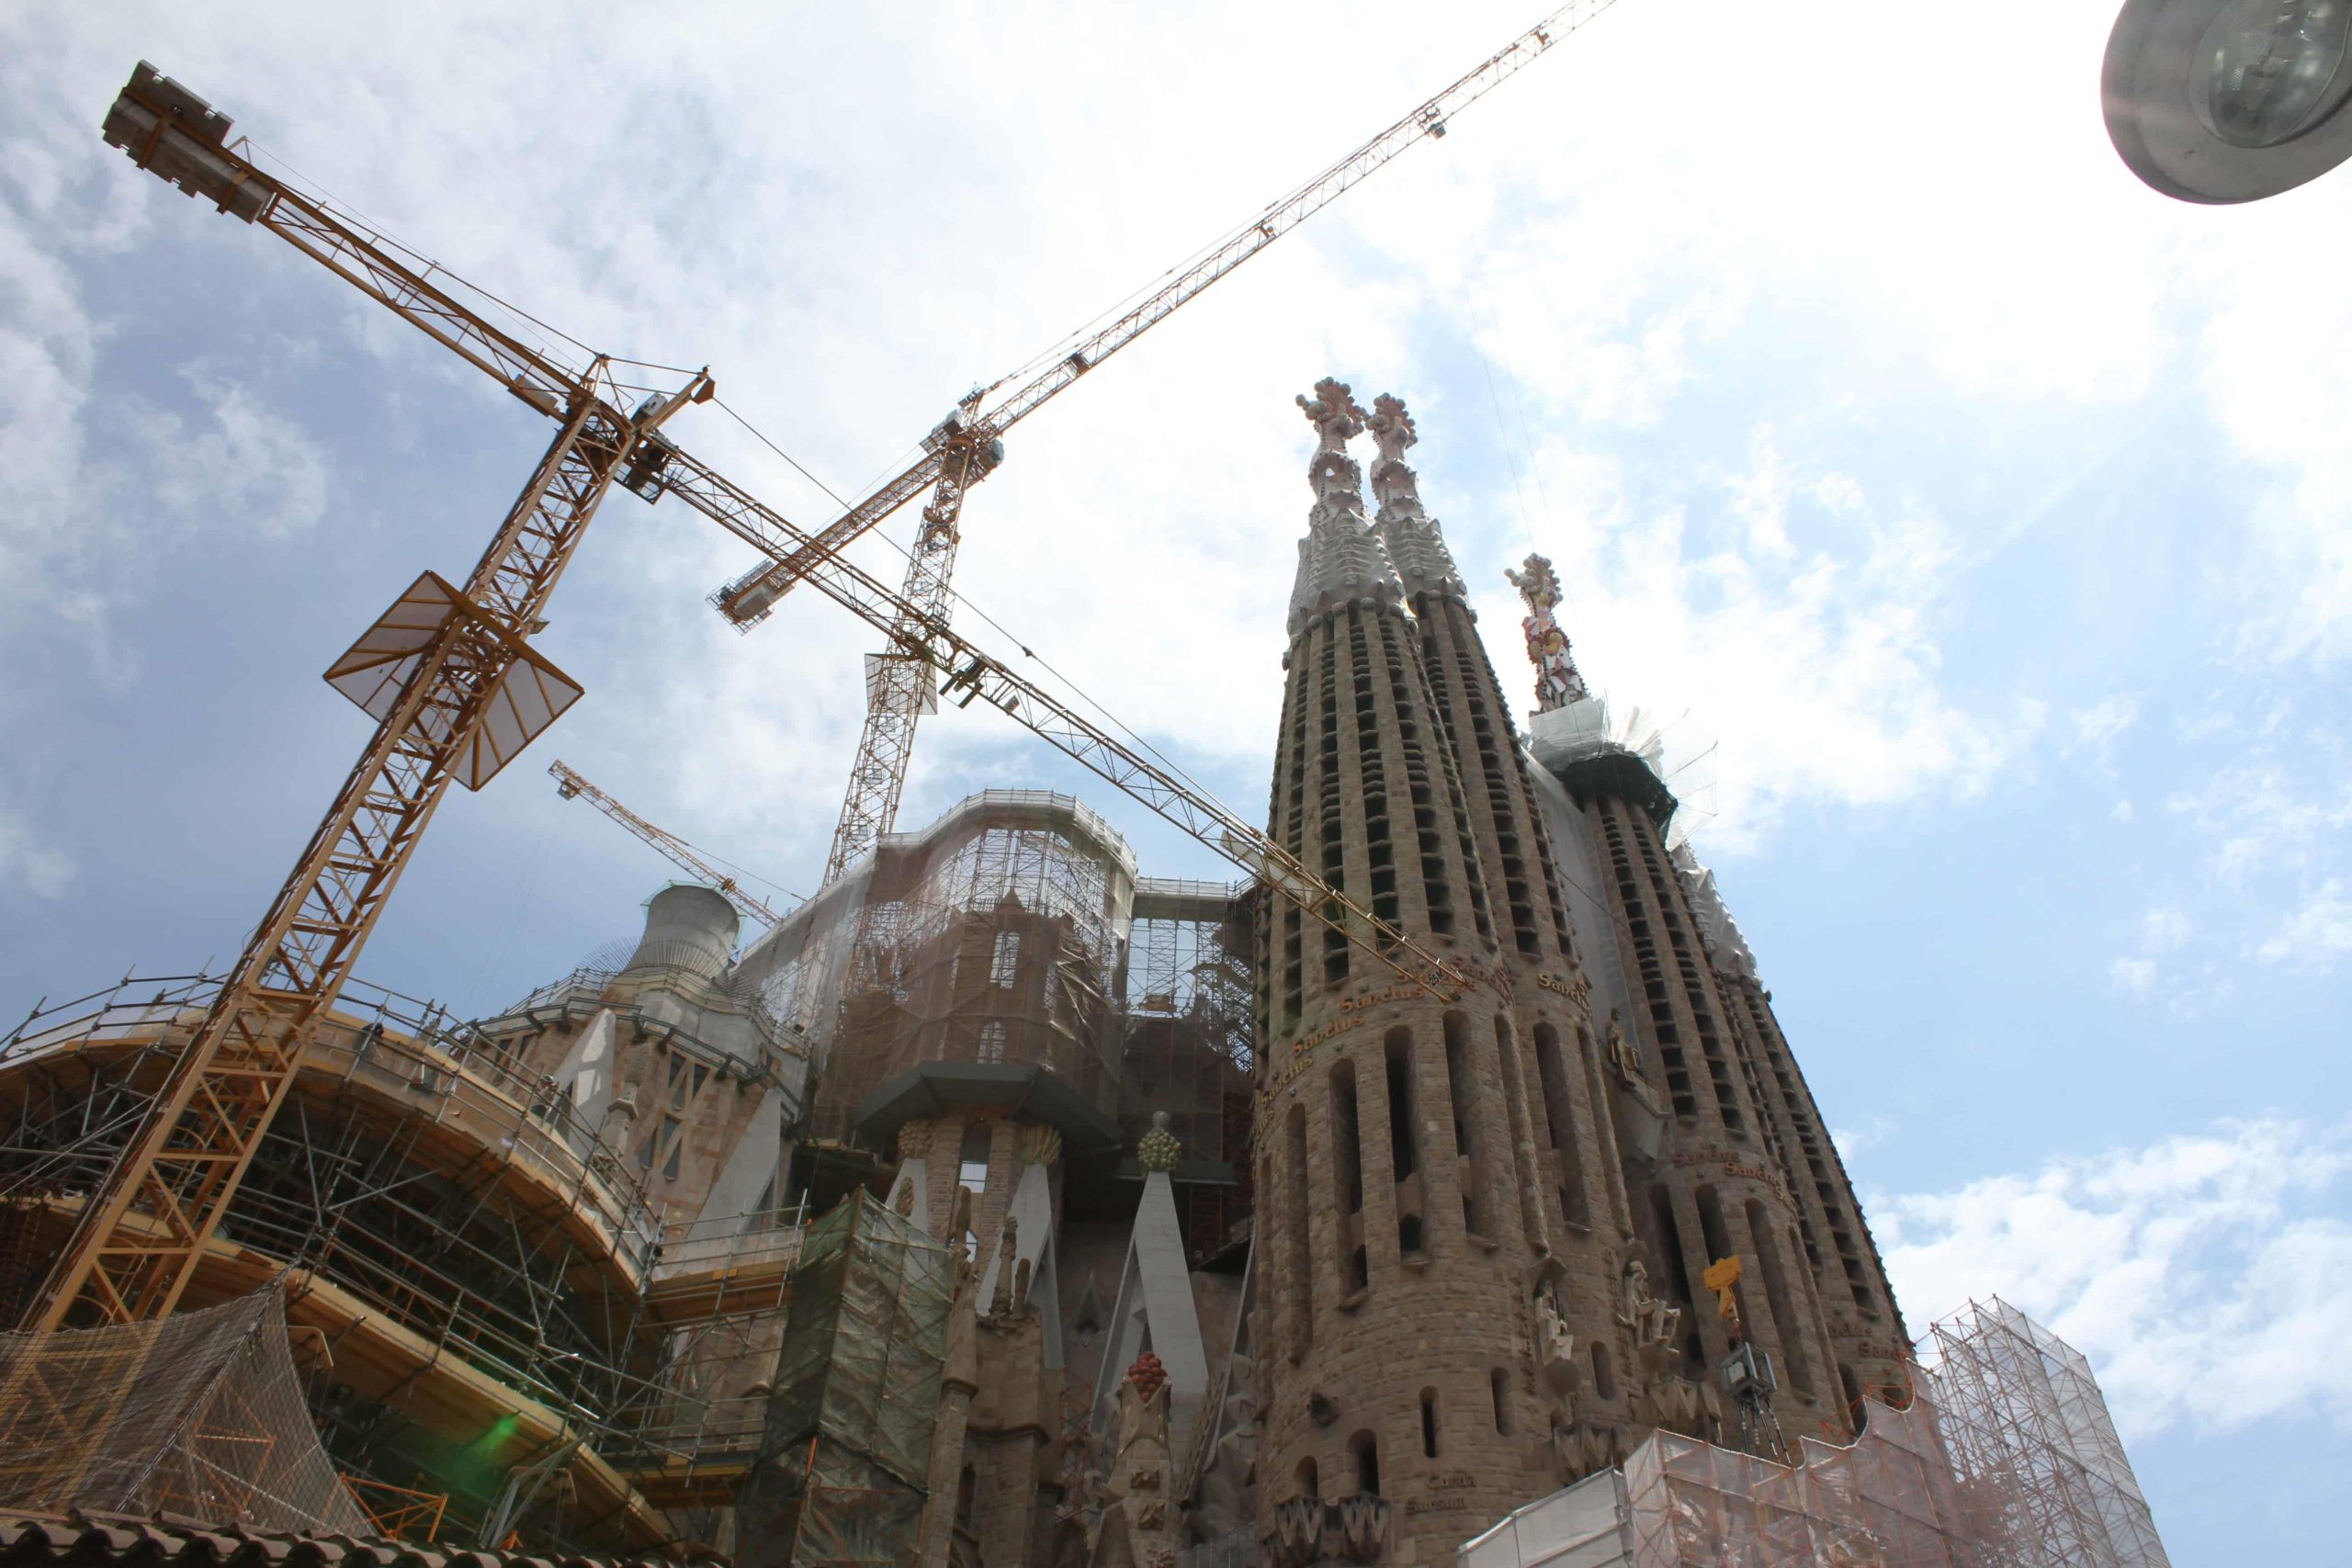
top-left (0, 381), bottom-right (2172, 1567)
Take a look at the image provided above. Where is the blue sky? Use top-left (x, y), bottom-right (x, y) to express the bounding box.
top-left (5, 1), bottom-right (2347, 1557)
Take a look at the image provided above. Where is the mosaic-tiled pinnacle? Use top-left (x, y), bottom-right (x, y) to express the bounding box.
top-left (1287, 377), bottom-right (1402, 636)
top-left (1367, 392), bottom-right (1468, 600)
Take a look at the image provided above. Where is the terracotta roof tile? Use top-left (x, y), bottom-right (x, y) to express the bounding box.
top-left (0, 1517), bottom-right (695, 1568)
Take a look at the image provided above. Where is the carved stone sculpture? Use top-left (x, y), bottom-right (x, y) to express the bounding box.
top-left (1535, 1288), bottom-right (1578, 1393)
top-left (1296, 377), bottom-right (1366, 453)
top-left (989, 1214), bottom-right (1021, 1317)
top-left (1136, 1109), bottom-right (1182, 1174)
top-left (1505, 552), bottom-right (1590, 711)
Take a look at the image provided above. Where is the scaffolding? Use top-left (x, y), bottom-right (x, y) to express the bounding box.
top-left (732, 1190), bottom-right (952, 1566)
top-left (1926, 1299), bottom-right (2171, 1568)
top-left (0, 972), bottom-right (804, 1555)
top-left (1460, 1299), bottom-right (2172, 1568)
top-left (739, 790), bottom-right (1139, 1145)
top-left (1119, 877), bottom-right (1257, 1260)
top-left (0, 1285), bottom-right (372, 1535)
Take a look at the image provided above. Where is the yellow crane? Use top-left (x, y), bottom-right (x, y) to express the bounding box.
top-left (549, 759), bottom-right (788, 931)
top-left (28, 46), bottom-right (1566, 1331)
top-left (710, 2), bottom-right (1625, 886)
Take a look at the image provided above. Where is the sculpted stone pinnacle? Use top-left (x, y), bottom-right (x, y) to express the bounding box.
top-left (1295, 377), bottom-right (1366, 453)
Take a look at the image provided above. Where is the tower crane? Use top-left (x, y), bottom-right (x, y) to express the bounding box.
top-left (549, 760), bottom-right (788, 931)
top-left (11, 66), bottom-right (715, 1335)
top-left (29, 51), bottom-right (1536, 1332)
top-left (709, 1), bottom-right (1623, 885)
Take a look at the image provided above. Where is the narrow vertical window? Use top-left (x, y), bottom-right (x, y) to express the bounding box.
top-left (1350, 1430), bottom-right (1381, 1495)
top-left (1443, 1011), bottom-right (1487, 1236)
top-left (1331, 1059), bottom-right (1368, 1292)
top-left (1419, 1387), bottom-right (1441, 1458)
top-left (1748, 1201), bottom-right (1815, 1397)
top-left (1489, 1369), bottom-right (1513, 1434)
top-left (1285, 1102), bottom-right (1316, 1354)
top-left (1535, 1022), bottom-right (1591, 1229)
top-left (989, 930), bottom-right (1021, 986)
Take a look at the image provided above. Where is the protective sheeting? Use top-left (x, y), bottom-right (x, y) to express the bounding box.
top-left (1524, 697), bottom-right (1714, 849)
top-left (1462, 1302), bottom-right (2173, 1566)
top-left (735, 790), bottom-right (1138, 1144)
top-left (0, 1285), bottom-right (371, 1535)
top-left (1462, 1393), bottom-right (1973, 1567)
top-left (735, 1190), bottom-right (952, 1566)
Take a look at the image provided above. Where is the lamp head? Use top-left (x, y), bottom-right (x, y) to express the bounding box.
top-left (2106, 0), bottom-right (2352, 201)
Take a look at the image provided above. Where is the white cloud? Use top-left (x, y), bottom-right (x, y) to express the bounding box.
top-left (2109, 956), bottom-right (2155, 998)
top-left (2166, 759), bottom-right (2352, 885)
top-left (2140, 907), bottom-right (2190, 953)
top-left (2258, 881), bottom-right (2352, 969)
top-left (141, 375), bottom-right (330, 539)
top-left (1469, 424), bottom-right (2009, 851)
top-left (0, 806), bottom-right (74, 899)
top-left (1830, 1113), bottom-right (1895, 1159)
top-left (1879, 1118), bottom-right (2352, 1439)
top-left (2112, 799), bottom-right (2135, 821)
top-left (2069, 695), bottom-right (2142, 756)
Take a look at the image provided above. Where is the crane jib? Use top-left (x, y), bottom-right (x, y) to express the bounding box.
top-left (706, 0), bottom-right (1620, 626)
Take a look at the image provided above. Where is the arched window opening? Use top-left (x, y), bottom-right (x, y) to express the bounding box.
top-left (1284, 1103), bottom-right (1315, 1353)
top-left (1589, 1344), bottom-right (1618, 1402)
top-left (1490, 1369), bottom-right (1513, 1435)
top-left (1419, 1387), bottom-right (1442, 1459)
top-left (1695, 1185), bottom-right (1734, 1268)
top-left (1331, 1060), bottom-right (1365, 1214)
top-left (1385, 1029), bottom-right (1419, 1180)
top-left (1443, 1012), bottom-right (1487, 1237)
top-left (1535, 1021), bottom-right (1591, 1228)
top-left (1349, 1429), bottom-right (1382, 1495)
top-left (1747, 1201), bottom-right (1815, 1397)
top-left (1295, 1456), bottom-right (1320, 1498)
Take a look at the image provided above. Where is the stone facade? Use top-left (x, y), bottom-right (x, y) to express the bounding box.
top-left (1236, 382), bottom-right (1905, 1563)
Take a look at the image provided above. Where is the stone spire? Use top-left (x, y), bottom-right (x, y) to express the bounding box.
top-left (1505, 552), bottom-right (1590, 711)
top-left (1286, 378), bottom-right (1401, 636)
top-left (1366, 392), bottom-right (1468, 600)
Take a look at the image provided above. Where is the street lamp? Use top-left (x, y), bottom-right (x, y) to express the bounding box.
top-left (2105, 0), bottom-right (2352, 200)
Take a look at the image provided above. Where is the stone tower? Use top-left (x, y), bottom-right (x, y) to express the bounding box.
top-left (1364, 396), bottom-right (1665, 1472)
top-left (1514, 560), bottom-right (1905, 1446)
top-left (1251, 380), bottom-right (1625, 1566)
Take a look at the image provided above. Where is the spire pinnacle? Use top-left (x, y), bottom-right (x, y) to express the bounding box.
top-left (1286, 378), bottom-right (1401, 636)
top-left (1367, 393), bottom-right (1467, 599)
top-left (1505, 552), bottom-right (1590, 711)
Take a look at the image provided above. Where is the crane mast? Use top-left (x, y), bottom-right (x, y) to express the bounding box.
top-left (715, 0), bottom-right (1623, 883)
top-left (550, 759), bottom-right (786, 930)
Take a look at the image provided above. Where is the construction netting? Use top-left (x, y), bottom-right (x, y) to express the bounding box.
top-left (734, 1189), bottom-right (952, 1565)
top-left (1525, 696), bottom-right (1715, 849)
top-left (735, 790), bottom-right (1138, 1145)
top-left (1461, 1298), bottom-right (2172, 1567)
top-left (1461, 1393), bottom-right (1976, 1567)
top-left (0, 1284), bottom-right (371, 1535)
